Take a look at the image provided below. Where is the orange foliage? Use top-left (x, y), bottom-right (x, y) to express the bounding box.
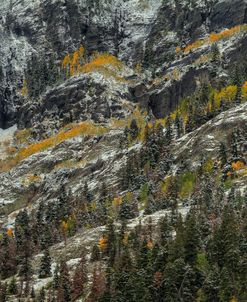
top-left (0, 122), bottom-right (107, 172)
top-left (112, 196), bottom-right (123, 207)
top-left (61, 48), bottom-right (124, 80)
top-left (7, 228), bottom-right (14, 237)
top-left (154, 272), bottom-right (162, 288)
top-left (184, 39), bottom-right (204, 54)
top-left (99, 235), bottom-right (108, 252)
top-left (79, 45), bottom-right (85, 57)
top-left (232, 161), bottom-right (245, 171)
top-left (62, 46), bottom-right (123, 80)
top-left (61, 45), bottom-right (85, 77)
top-left (61, 220), bottom-right (69, 232)
top-left (62, 54), bottom-right (71, 68)
top-left (208, 25), bottom-right (247, 43)
top-left (81, 53), bottom-right (123, 74)
top-left (23, 174), bottom-right (41, 186)
top-left (147, 240), bottom-right (154, 249)
top-left (183, 24), bottom-right (247, 54)
top-left (242, 81), bottom-right (247, 100)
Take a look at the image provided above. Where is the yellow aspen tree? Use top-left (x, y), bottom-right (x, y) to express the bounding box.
top-left (98, 235), bottom-right (108, 252)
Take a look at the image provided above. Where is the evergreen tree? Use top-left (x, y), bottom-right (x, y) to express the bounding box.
top-left (230, 130), bottom-right (239, 158)
top-left (159, 215), bottom-right (173, 247)
top-left (118, 199), bottom-right (136, 220)
top-left (7, 277), bottom-right (18, 295)
top-left (202, 265), bottom-right (220, 302)
top-left (211, 43), bottom-right (220, 62)
top-left (39, 248), bottom-right (52, 278)
top-left (37, 287), bottom-right (46, 302)
top-left (83, 182), bottom-right (93, 205)
top-left (105, 220), bottom-right (116, 267)
top-left (0, 282), bottom-right (7, 302)
top-left (184, 211), bottom-right (199, 265)
top-left (91, 244), bottom-right (101, 262)
top-left (129, 119), bottom-right (139, 140)
top-left (72, 254), bottom-right (88, 300)
top-left (174, 112), bottom-right (183, 138)
top-left (219, 142), bottom-right (227, 167)
top-left (57, 261), bottom-right (71, 302)
top-left (165, 115), bottom-right (172, 144)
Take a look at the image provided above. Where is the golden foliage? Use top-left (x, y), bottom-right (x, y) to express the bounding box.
top-left (125, 191), bottom-right (134, 203)
top-left (203, 159), bottom-right (214, 174)
top-left (61, 220), bottom-right (69, 232)
top-left (0, 122), bottom-right (108, 172)
top-left (7, 228), bottom-right (14, 237)
top-left (81, 53), bottom-right (123, 73)
top-left (242, 81), bottom-right (247, 100)
top-left (23, 174), bottom-right (41, 186)
top-left (232, 161), bottom-right (245, 171)
top-left (214, 85), bottom-right (237, 108)
top-left (184, 39), bottom-right (204, 54)
top-left (61, 45), bottom-right (85, 76)
top-left (147, 240), bottom-right (154, 249)
top-left (135, 63), bottom-right (142, 74)
top-left (62, 54), bottom-right (71, 68)
top-left (209, 25), bottom-right (247, 43)
top-left (160, 176), bottom-right (173, 196)
top-left (99, 235), bottom-right (108, 252)
top-left (112, 196), bottom-right (123, 207)
top-left (21, 79), bottom-right (28, 97)
top-left (183, 24), bottom-right (247, 54)
top-left (175, 46), bottom-right (182, 53)
top-left (61, 48), bottom-right (125, 81)
top-left (123, 233), bottom-right (129, 246)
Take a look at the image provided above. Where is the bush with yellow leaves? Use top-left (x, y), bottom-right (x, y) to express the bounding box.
top-left (99, 235), bottom-right (108, 252)
top-left (242, 81), bottom-right (247, 100)
top-left (232, 160), bottom-right (245, 171)
top-left (213, 85), bottom-right (238, 108)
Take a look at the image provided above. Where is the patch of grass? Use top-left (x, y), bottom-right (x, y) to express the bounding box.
top-left (178, 172), bottom-right (197, 199)
top-left (0, 196), bottom-right (27, 216)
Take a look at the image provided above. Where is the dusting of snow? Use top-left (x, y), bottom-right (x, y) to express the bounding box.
top-left (0, 124), bottom-right (17, 159)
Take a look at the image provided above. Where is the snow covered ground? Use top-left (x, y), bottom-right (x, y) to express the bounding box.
top-left (0, 124), bottom-right (17, 160)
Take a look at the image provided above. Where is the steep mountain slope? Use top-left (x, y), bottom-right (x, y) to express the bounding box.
top-left (0, 0), bottom-right (247, 301)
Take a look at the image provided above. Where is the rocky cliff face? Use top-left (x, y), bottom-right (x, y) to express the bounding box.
top-left (1, 0), bottom-right (247, 129)
top-left (0, 0), bottom-right (247, 300)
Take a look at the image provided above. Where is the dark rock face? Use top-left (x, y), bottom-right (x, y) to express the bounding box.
top-left (18, 74), bottom-right (133, 134)
top-left (149, 68), bottom-right (209, 119)
top-left (1, 0), bottom-right (247, 129)
top-left (0, 0), bottom-right (161, 128)
top-left (144, 0), bottom-right (247, 69)
top-left (209, 0), bottom-right (247, 30)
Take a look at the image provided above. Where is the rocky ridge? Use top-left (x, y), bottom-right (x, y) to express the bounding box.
top-left (0, 0), bottom-right (247, 301)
